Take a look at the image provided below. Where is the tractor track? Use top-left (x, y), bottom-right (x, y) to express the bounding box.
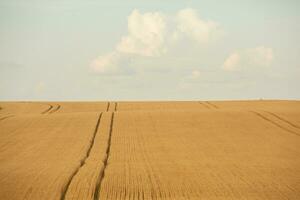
top-left (60, 113), bottom-right (103, 200)
top-left (106, 102), bottom-right (110, 112)
top-left (263, 110), bottom-right (300, 130)
top-left (198, 102), bottom-right (211, 109)
top-left (49, 104), bottom-right (61, 114)
top-left (41, 104), bottom-right (53, 114)
top-left (94, 112), bottom-right (115, 200)
top-left (206, 101), bottom-right (219, 109)
top-left (0, 115), bottom-right (14, 122)
top-left (199, 101), bottom-right (219, 109)
top-left (114, 102), bottom-right (118, 111)
top-left (251, 111), bottom-right (300, 137)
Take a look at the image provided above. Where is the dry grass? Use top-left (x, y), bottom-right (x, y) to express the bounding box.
top-left (0, 101), bottom-right (299, 199)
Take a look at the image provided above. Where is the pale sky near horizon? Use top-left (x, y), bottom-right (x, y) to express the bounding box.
top-left (0, 0), bottom-right (299, 101)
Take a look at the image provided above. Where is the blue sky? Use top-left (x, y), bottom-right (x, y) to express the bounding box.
top-left (0, 0), bottom-right (299, 100)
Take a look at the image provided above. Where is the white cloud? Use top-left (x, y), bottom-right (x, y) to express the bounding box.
top-left (90, 52), bottom-right (130, 74)
top-left (222, 46), bottom-right (274, 71)
top-left (91, 8), bottom-right (221, 74)
top-left (116, 9), bottom-right (167, 57)
top-left (222, 52), bottom-right (240, 71)
top-left (176, 8), bottom-right (219, 43)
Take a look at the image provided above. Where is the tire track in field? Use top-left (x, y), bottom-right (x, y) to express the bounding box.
top-left (94, 112), bottom-right (114, 200)
top-left (41, 104), bottom-right (53, 114)
top-left (198, 101), bottom-right (219, 109)
top-left (263, 110), bottom-right (300, 130)
top-left (198, 102), bottom-right (211, 109)
top-left (60, 113), bottom-right (103, 200)
top-left (106, 102), bottom-right (110, 112)
top-left (206, 101), bottom-right (219, 109)
top-left (49, 104), bottom-right (61, 114)
top-left (0, 115), bottom-right (13, 121)
top-left (114, 102), bottom-right (118, 111)
top-left (250, 111), bottom-right (300, 137)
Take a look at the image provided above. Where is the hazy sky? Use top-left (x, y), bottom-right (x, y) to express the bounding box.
top-left (1, 0), bottom-right (299, 101)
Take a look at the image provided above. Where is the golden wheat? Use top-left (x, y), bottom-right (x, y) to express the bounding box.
top-left (0, 101), bottom-right (299, 199)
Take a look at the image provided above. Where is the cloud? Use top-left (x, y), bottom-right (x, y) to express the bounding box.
top-left (222, 52), bottom-right (240, 71)
top-left (91, 52), bottom-right (130, 74)
top-left (91, 8), bottom-right (221, 74)
top-left (176, 8), bottom-right (220, 43)
top-left (222, 46), bottom-right (274, 71)
top-left (116, 9), bottom-right (167, 57)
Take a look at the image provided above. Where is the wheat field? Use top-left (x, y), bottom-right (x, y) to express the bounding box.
top-left (0, 101), bottom-right (299, 199)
